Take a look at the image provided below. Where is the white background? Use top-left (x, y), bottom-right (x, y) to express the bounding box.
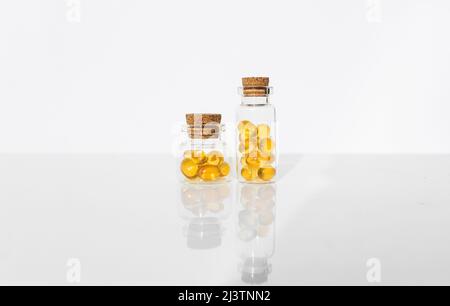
top-left (1, 0), bottom-right (449, 154)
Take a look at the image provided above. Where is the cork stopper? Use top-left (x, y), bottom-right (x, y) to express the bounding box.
top-left (185, 113), bottom-right (222, 139)
top-left (242, 77), bottom-right (271, 97)
top-left (186, 113), bottom-right (221, 126)
top-left (242, 77), bottom-right (270, 87)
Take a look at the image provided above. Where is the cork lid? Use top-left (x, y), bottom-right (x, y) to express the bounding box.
top-left (241, 77), bottom-right (272, 97)
top-left (242, 77), bottom-right (270, 87)
top-left (186, 113), bottom-right (221, 126)
top-left (185, 113), bottom-right (222, 139)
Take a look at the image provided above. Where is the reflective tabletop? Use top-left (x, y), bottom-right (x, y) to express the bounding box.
top-left (1, 154), bottom-right (449, 285)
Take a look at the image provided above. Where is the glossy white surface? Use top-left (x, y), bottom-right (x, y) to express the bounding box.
top-left (1, 154), bottom-right (449, 285)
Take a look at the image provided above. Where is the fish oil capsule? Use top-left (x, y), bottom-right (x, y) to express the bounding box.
top-left (239, 139), bottom-right (256, 154)
top-left (257, 151), bottom-right (275, 163)
top-left (218, 162), bottom-right (230, 176)
top-left (258, 166), bottom-right (276, 181)
top-left (198, 165), bottom-right (221, 181)
top-left (239, 122), bottom-right (257, 141)
top-left (239, 129), bottom-right (257, 144)
top-left (241, 167), bottom-right (257, 181)
top-left (259, 138), bottom-right (273, 155)
top-left (180, 158), bottom-right (199, 179)
top-left (257, 124), bottom-right (271, 140)
top-left (240, 155), bottom-right (248, 166)
top-left (207, 150), bottom-right (224, 166)
top-left (240, 131), bottom-right (257, 143)
top-left (184, 150), bottom-right (207, 164)
top-left (246, 154), bottom-right (260, 169)
top-left (238, 120), bottom-right (251, 132)
top-left (239, 120), bottom-right (257, 136)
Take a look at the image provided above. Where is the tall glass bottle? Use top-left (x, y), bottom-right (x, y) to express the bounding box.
top-left (236, 77), bottom-right (277, 183)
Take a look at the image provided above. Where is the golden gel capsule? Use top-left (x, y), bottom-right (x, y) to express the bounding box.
top-left (180, 158), bottom-right (199, 179)
top-left (239, 139), bottom-right (256, 154)
top-left (241, 167), bottom-right (257, 181)
top-left (258, 151), bottom-right (275, 164)
top-left (258, 166), bottom-right (276, 181)
top-left (246, 155), bottom-right (260, 169)
top-left (259, 138), bottom-right (274, 155)
top-left (184, 150), bottom-right (207, 164)
top-left (198, 165), bottom-right (221, 181)
top-left (238, 120), bottom-right (251, 132)
top-left (239, 132), bottom-right (257, 146)
top-left (240, 122), bottom-right (257, 140)
top-left (257, 124), bottom-right (271, 140)
top-left (240, 156), bottom-right (249, 168)
top-left (207, 150), bottom-right (224, 166)
top-left (219, 162), bottom-right (230, 176)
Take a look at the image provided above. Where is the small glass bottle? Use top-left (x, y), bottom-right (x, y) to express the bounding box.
top-left (236, 77), bottom-right (277, 183)
top-left (179, 113), bottom-right (231, 183)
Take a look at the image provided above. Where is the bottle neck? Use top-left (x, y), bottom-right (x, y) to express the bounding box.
top-left (241, 96), bottom-right (270, 106)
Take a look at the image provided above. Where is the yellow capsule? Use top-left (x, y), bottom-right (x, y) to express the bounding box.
top-left (257, 124), bottom-right (271, 140)
top-left (218, 162), bottom-right (230, 177)
top-left (198, 165), bottom-right (221, 181)
top-left (240, 155), bottom-right (248, 166)
top-left (258, 166), bottom-right (276, 181)
top-left (184, 150), bottom-right (207, 164)
top-left (239, 132), bottom-right (257, 145)
top-left (259, 138), bottom-right (274, 154)
top-left (240, 122), bottom-right (257, 140)
top-left (246, 155), bottom-right (260, 169)
top-left (241, 167), bottom-right (257, 181)
top-left (238, 120), bottom-right (256, 131)
top-left (237, 120), bottom-right (251, 132)
top-left (238, 139), bottom-right (256, 154)
top-left (260, 160), bottom-right (275, 168)
top-left (207, 150), bottom-right (224, 166)
top-left (258, 151), bottom-right (275, 164)
top-left (180, 158), bottom-right (199, 179)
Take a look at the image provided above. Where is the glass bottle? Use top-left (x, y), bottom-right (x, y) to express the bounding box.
top-left (179, 113), bottom-right (232, 183)
top-left (236, 77), bottom-right (277, 183)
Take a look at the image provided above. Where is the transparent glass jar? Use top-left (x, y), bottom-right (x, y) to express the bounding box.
top-left (179, 119), bottom-right (231, 184)
top-left (236, 78), bottom-right (277, 183)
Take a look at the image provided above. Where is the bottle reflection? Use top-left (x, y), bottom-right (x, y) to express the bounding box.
top-left (236, 183), bottom-right (276, 284)
top-left (179, 182), bottom-right (232, 250)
